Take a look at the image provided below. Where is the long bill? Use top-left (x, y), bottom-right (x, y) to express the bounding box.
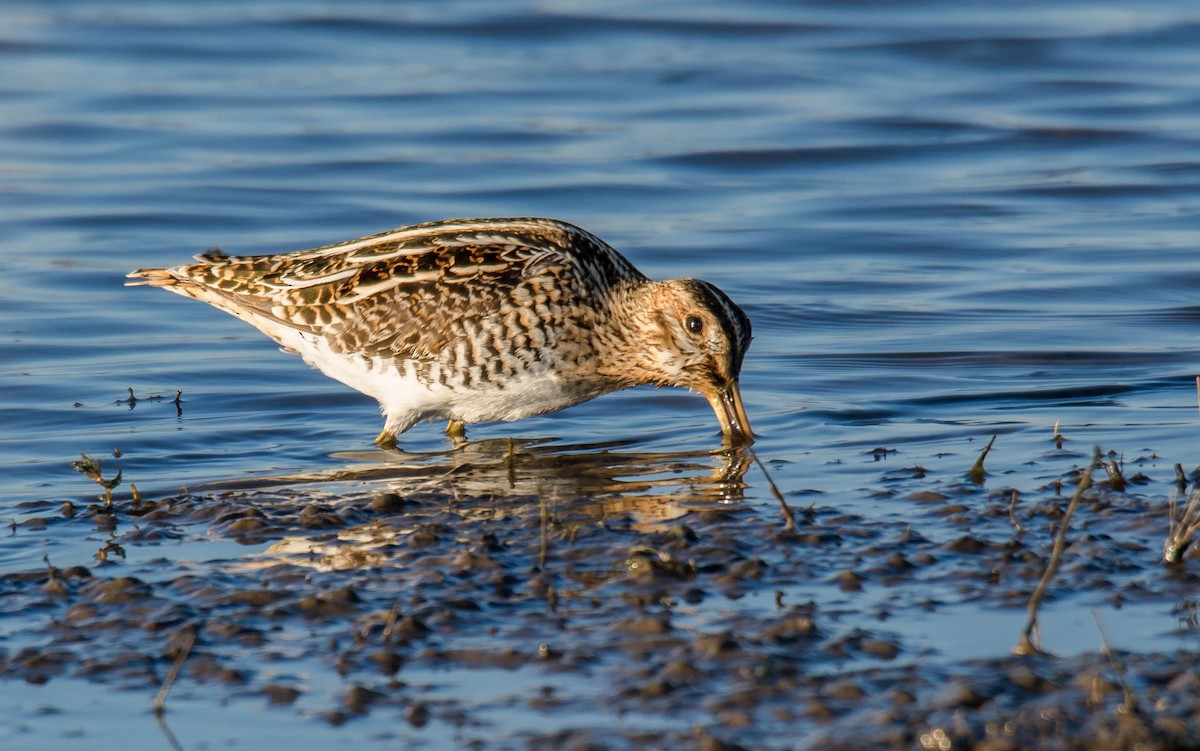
top-left (706, 379), bottom-right (753, 448)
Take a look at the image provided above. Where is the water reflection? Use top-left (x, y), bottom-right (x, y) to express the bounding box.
top-left (199, 437), bottom-right (748, 498)
top-left (207, 439), bottom-right (751, 572)
top-left (243, 525), bottom-right (402, 573)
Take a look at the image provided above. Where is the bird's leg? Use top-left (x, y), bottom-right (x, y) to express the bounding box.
top-left (374, 428), bottom-right (398, 450)
top-left (445, 419), bottom-right (467, 444)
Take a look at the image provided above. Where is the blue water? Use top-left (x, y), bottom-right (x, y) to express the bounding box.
top-left (4, 1), bottom-right (1200, 747)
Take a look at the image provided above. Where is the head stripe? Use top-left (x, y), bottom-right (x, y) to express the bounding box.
top-left (689, 279), bottom-right (752, 371)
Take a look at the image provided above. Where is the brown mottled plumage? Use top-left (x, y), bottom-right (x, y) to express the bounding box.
top-left (127, 217), bottom-right (752, 447)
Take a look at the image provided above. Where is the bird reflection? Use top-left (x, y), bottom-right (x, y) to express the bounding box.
top-left (200, 438), bottom-right (751, 573)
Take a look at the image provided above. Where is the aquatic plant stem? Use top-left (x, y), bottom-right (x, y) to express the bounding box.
top-left (1164, 487), bottom-right (1200, 564)
top-left (539, 491), bottom-right (549, 570)
top-left (154, 629), bottom-right (196, 715)
top-left (1093, 610), bottom-right (1142, 719)
top-left (1104, 456), bottom-right (1125, 492)
top-left (154, 714), bottom-right (186, 751)
top-left (1008, 489), bottom-right (1024, 534)
top-left (1014, 448), bottom-right (1099, 655)
top-left (70, 453), bottom-right (122, 507)
top-left (750, 450), bottom-right (795, 532)
top-left (966, 435), bottom-right (997, 484)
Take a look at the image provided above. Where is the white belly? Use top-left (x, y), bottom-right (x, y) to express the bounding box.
top-left (277, 328), bottom-right (585, 435)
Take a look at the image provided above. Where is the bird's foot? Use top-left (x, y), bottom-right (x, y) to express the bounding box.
top-left (374, 428), bottom-right (398, 450)
top-left (445, 419), bottom-right (467, 446)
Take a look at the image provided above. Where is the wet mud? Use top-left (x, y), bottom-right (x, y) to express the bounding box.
top-left (4, 438), bottom-right (1200, 750)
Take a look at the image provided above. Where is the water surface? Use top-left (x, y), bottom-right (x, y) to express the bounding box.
top-left (4, 1), bottom-right (1200, 748)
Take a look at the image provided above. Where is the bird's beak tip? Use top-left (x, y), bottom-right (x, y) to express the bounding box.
top-left (707, 379), bottom-right (753, 448)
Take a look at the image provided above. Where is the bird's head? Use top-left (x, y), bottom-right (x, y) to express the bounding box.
top-left (615, 278), bottom-right (753, 447)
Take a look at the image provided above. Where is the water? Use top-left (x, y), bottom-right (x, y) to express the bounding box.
top-left (5, 1), bottom-right (1200, 748)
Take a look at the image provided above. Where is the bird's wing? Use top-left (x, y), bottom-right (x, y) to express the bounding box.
top-left (130, 218), bottom-right (645, 363)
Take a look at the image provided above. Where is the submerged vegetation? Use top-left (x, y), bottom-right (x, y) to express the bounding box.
top-left (2, 432), bottom-right (1195, 749)
top-left (69, 453), bottom-right (122, 508)
top-left (1165, 489), bottom-right (1200, 565)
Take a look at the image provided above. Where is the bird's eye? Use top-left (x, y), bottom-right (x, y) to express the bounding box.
top-left (685, 315), bottom-right (704, 336)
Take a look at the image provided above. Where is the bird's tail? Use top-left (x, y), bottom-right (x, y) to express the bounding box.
top-left (125, 267), bottom-right (183, 288)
